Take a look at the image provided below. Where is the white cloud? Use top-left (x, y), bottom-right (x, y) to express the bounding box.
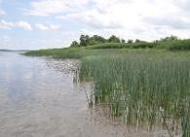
top-left (0, 20), bottom-right (32, 31)
top-left (26, 0), bottom-right (190, 32)
top-left (56, 0), bottom-right (190, 40)
top-left (35, 24), bottom-right (49, 31)
top-left (26, 0), bottom-right (68, 16)
top-left (56, 0), bottom-right (156, 30)
top-left (26, 0), bottom-right (89, 16)
top-left (35, 23), bottom-right (60, 31)
top-left (0, 20), bottom-right (14, 29)
top-left (58, 9), bottom-right (123, 29)
top-left (16, 21), bottom-right (33, 31)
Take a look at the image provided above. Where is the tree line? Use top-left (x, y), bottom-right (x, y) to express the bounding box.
top-left (70, 34), bottom-right (179, 48)
top-left (70, 35), bottom-right (141, 47)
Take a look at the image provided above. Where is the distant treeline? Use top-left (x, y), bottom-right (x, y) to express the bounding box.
top-left (70, 34), bottom-right (145, 47)
top-left (70, 35), bottom-right (190, 50)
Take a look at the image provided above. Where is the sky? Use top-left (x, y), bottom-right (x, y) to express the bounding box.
top-left (0, 0), bottom-right (190, 50)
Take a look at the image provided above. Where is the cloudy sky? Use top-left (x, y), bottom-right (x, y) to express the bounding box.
top-left (0, 0), bottom-right (190, 49)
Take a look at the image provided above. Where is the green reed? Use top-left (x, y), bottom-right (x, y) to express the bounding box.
top-left (80, 52), bottom-right (190, 136)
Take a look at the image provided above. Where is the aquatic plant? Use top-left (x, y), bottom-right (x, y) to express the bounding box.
top-left (80, 51), bottom-right (190, 136)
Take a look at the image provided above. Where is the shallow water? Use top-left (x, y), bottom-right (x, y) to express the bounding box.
top-left (0, 52), bottom-right (171, 137)
top-left (0, 52), bottom-right (128, 137)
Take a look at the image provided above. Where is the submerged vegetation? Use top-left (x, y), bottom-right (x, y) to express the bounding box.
top-left (25, 35), bottom-right (190, 136)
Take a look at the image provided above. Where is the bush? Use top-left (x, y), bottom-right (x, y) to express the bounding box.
top-left (131, 42), bottom-right (156, 49)
top-left (169, 39), bottom-right (190, 50)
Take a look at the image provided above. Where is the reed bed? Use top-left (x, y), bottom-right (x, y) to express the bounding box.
top-left (80, 52), bottom-right (190, 136)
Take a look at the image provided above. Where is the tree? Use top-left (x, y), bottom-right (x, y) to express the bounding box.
top-left (80, 35), bottom-right (90, 46)
top-left (108, 35), bottom-right (120, 43)
top-left (92, 35), bottom-right (107, 43)
top-left (121, 39), bottom-right (126, 43)
top-left (161, 35), bottom-right (178, 42)
top-left (70, 41), bottom-right (79, 48)
top-left (88, 35), bottom-right (107, 45)
top-left (127, 39), bottom-right (133, 44)
top-left (135, 39), bottom-right (141, 43)
top-left (169, 35), bottom-right (178, 41)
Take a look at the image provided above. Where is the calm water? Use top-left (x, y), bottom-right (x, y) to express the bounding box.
top-left (0, 52), bottom-right (169, 137)
top-left (0, 52), bottom-right (134, 137)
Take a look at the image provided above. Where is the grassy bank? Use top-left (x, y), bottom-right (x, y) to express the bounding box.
top-left (25, 38), bottom-right (190, 58)
top-left (25, 47), bottom-right (190, 136)
top-left (24, 47), bottom-right (132, 59)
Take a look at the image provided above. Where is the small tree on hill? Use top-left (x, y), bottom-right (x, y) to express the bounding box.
top-left (70, 41), bottom-right (79, 48)
top-left (161, 35), bottom-right (178, 42)
top-left (108, 35), bottom-right (120, 43)
top-left (80, 35), bottom-right (90, 46)
top-left (127, 39), bottom-right (133, 44)
top-left (92, 35), bottom-right (107, 43)
top-left (88, 35), bottom-right (107, 45)
top-left (121, 39), bottom-right (126, 43)
top-left (135, 39), bottom-right (141, 43)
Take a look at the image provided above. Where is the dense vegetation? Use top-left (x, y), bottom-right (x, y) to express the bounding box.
top-left (70, 35), bottom-right (124, 47)
top-left (80, 51), bottom-right (190, 137)
top-left (68, 34), bottom-right (190, 51)
top-left (25, 35), bottom-right (190, 137)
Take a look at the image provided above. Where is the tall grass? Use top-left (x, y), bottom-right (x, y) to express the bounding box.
top-left (80, 52), bottom-right (190, 136)
top-left (24, 48), bottom-right (132, 59)
top-left (86, 42), bottom-right (155, 49)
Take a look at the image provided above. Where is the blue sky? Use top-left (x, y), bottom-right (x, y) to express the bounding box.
top-left (1, 0), bottom-right (190, 50)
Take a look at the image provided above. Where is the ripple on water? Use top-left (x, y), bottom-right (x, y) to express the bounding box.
top-left (0, 52), bottom-right (170, 137)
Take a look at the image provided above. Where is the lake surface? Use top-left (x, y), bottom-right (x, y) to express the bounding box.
top-left (0, 52), bottom-right (169, 137)
top-left (0, 52), bottom-right (135, 137)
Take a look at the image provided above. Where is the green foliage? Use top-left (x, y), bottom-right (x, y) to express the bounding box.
top-left (80, 35), bottom-right (90, 47)
top-left (24, 48), bottom-right (85, 58)
top-left (70, 41), bottom-right (79, 48)
top-left (131, 42), bottom-right (156, 48)
top-left (160, 35), bottom-right (178, 42)
top-left (108, 35), bottom-right (121, 43)
top-left (71, 34), bottom-right (124, 48)
top-left (127, 39), bottom-right (133, 44)
top-left (87, 42), bottom-right (156, 49)
top-left (169, 39), bottom-right (190, 50)
top-left (80, 51), bottom-right (190, 134)
top-left (88, 35), bottom-right (107, 45)
top-left (135, 39), bottom-right (141, 43)
top-left (121, 39), bottom-right (125, 43)
top-left (24, 47), bottom-right (130, 59)
top-left (87, 43), bottom-right (128, 49)
top-left (181, 99), bottom-right (190, 137)
top-left (69, 34), bottom-right (190, 51)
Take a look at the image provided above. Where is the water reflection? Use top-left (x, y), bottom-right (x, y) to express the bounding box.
top-left (0, 52), bottom-right (160, 137)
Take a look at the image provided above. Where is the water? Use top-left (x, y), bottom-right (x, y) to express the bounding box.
top-left (0, 52), bottom-right (133, 137)
top-left (0, 52), bottom-right (170, 137)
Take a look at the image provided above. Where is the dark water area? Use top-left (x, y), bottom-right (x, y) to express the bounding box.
top-left (0, 52), bottom-right (138, 137)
